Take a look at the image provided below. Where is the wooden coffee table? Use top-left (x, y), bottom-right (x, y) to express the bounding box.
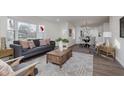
top-left (46, 48), bottom-right (72, 68)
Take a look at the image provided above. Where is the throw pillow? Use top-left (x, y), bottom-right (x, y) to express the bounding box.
top-left (39, 40), bottom-right (47, 46)
top-left (45, 38), bottom-right (50, 45)
top-left (28, 40), bottom-right (35, 49)
top-left (19, 40), bottom-right (29, 49)
top-left (0, 60), bottom-right (14, 76)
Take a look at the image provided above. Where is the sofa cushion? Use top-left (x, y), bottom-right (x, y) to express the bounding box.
top-left (41, 45), bottom-right (51, 49)
top-left (40, 40), bottom-right (47, 46)
top-left (23, 47), bottom-right (43, 55)
top-left (19, 40), bottom-right (29, 49)
top-left (22, 48), bottom-right (29, 52)
top-left (33, 39), bottom-right (40, 47)
top-left (0, 60), bottom-right (14, 76)
top-left (22, 45), bottom-right (51, 55)
top-left (28, 40), bottom-right (35, 49)
top-left (39, 45), bottom-right (51, 49)
top-left (45, 38), bottom-right (50, 45)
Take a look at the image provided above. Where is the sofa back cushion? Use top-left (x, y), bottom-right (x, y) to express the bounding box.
top-left (39, 40), bottom-right (47, 46)
top-left (28, 40), bottom-right (35, 49)
top-left (19, 40), bottom-right (29, 49)
top-left (0, 60), bottom-right (14, 76)
top-left (33, 39), bottom-right (41, 47)
top-left (45, 38), bottom-right (50, 45)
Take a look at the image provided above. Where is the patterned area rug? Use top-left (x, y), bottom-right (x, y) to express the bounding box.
top-left (27, 52), bottom-right (93, 76)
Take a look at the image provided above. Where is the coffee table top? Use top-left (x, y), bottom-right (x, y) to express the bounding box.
top-left (47, 48), bottom-right (72, 57)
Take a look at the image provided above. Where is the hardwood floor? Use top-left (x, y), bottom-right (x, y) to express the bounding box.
top-left (72, 45), bottom-right (124, 76)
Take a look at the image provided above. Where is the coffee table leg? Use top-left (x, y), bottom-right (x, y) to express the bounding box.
top-left (46, 55), bottom-right (48, 64)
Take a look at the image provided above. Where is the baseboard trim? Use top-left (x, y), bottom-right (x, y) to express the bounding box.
top-left (116, 57), bottom-right (124, 67)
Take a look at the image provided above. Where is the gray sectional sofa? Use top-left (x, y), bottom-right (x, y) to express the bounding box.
top-left (10, 39), bottom-right (55, 59)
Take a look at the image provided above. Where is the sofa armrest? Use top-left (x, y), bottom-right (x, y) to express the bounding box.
top-left (50, 41), bottom-right (55, 49)
top-left (10, 44), bottom-right (22, 58)
top-left (5, 56), bottom-right (24, 67)
top-left (14, 62), bottom-right (39, 76)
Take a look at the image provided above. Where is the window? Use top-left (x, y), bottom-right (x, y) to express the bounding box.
top-left (7, 18), bottom-right (16, 45)
top-left (7, 18), bottom-right (42, 43)
top-left (18, 22), bottom-right (37, 39)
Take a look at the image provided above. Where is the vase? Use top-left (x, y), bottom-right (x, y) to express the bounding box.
top-left (105, 39), bottom-right (110, 47)
top-left (63, 43), bottom-right (68, 50)
top-left (59, 41), bottom-right (63, 51)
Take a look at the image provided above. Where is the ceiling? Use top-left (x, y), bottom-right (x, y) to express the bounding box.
top-left (10, 16), bottom-right (109, 27)
top-left (39, 16), bottom-right (109, 27)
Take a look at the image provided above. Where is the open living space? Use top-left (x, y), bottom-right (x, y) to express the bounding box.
top-left (0, 16), bottom-right (124, 76)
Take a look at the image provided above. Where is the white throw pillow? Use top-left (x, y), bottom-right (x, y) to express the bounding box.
top-left (28, 40), bottom-right (35, 49)
top-left (19, 40), bottom-right (29, 49)
top-left (0, 59), bottom-right (14, 76)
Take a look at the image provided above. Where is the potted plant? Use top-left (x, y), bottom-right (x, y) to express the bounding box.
top-left (56, 38), bottom-right (63, 51)
top-left (62, 39), bottom-right (69, 50)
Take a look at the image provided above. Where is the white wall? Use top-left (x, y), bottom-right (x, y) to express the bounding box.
top-left (103, 22), bottom-right (109, 32)
top-left (110, 16), bottom-right (124, 67)
top-left (67, 23), bottom-right (76, 46)
top-left (39, 21), bottom-right (62, 40)
top-left (0, 16), bottom-right (7, 48)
